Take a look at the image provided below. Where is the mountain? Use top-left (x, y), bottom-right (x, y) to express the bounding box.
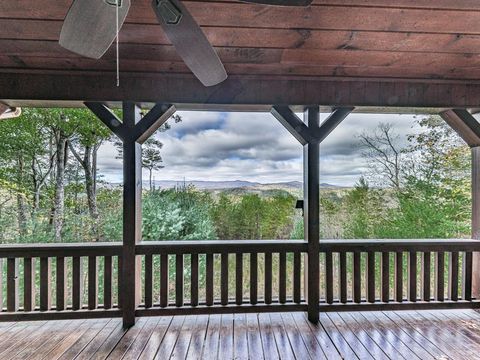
top-left (149, 180), bottom-right (261, 190)
top-left (147, 180), bottom-right (342, 190)
top-left (104, 180), bottom-right (344, 195)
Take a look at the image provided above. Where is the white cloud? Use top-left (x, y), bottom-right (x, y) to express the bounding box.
top-left (96, 110), bottom-right (425, 186)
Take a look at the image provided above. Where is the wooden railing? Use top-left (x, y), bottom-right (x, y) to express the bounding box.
top-left (0, 243), bottom-right (122, 320)
top-left (318, 239), bottom-right (478, 310)
top-left (0, 239), bottom-right (479, 321)
top-left (135, 240), bottom-right (308, 316)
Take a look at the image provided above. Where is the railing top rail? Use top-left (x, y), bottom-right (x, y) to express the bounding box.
top-left (0, 239), bottom-right (478, 258)
top-left (320, 239), bottom-right (480, 252)
top-left (136, 240), bottom-right (308, 254)
top-left (0, 242), bottom-right (122, 258)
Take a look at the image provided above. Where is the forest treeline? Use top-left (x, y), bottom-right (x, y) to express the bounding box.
top-left (0, 109), bottom-right (472, 243)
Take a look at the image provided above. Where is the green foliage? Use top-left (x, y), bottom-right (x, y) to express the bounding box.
top-left (343, 177), bottom-right (385, 238)
top-left (143, 186), bottom-right (216, 241)
top-left (211, 191), bottom-right (296, 240)
top-left (0, 109), bottom-right (473, 245)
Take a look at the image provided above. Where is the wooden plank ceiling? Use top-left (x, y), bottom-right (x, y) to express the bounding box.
top-left (2, 0), bottom-right (480, 108)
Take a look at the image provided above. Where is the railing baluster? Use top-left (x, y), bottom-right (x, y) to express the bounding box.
top-left (6, 258), bottom-right (18, 312)
top-left (160, 253), bottom-right (168, 308)
top-left (191, 253), bottom-right (199, 307)
top-left (88, 256), bottom-right (98, 310)
top-left (24, 258), bottom-right (35, 312)
top-left (236, 253), bottom-right (243, 305)
top-left (72, 256), bottom-right (83, 310)
top-left (339, 252), bottom-right (347, 304)
top-left (175, 254), bottom-right (184, 307)
top-left (117, 256), bottom-right (122, 308)
top-left (463, 251), bottom-right (473, 301)
top-left (56, 257), bottom-right (66, 311)
top-left (408, 251), bottom-right (417, 302)
top-left (0, 258), bottom-right (3, 311)
top-left (144, 254), bottom-right (153, 308)
top-left (325, 251), bottom-right (333, 304)
top-left (381, 252), bottom-right (389, 303)
top-left (104, 256), bottom-right (112, 310)
top-left (250, 253), bottom-right (258, 305)
top-left (293, 251), bottom-right (301, 304)
top-left (221, 253), bottom-right (229, 306)
top-left (422, 252), bottom-right (431, 302)
top-left (206, 253), bottom-right (214, 306)
top-left (40, 257), bottom-right (51, 311)
top-left (353, 252), bottom-right (361, 303)
top-left (449, 252), bottom-right (459, 301)
top-left (279, 252), bottom-right (287, 304)
top-left (435, 251), bottom-right (445, 301)
top-left (395, 252), bottom-right (403, 302)
top-left (367, 251), bottom-right (375, 303)
top-left (265, 252), bottom-right (272, 305)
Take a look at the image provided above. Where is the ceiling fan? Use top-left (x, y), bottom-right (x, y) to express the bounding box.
top-left (59, 0), bottom-right (312, 87)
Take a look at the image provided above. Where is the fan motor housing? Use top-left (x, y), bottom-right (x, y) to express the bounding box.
top-left (104, 0), bottom-right (123, 6)
top-left (154, 0), bottom-right (183, 25)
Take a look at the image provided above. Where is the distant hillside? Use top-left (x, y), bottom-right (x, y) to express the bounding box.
top-left (103, 180), bottom-right (345, 197)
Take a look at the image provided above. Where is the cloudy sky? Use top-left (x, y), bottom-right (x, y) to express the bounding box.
top-left (97, 111), bottom-right (424, 186)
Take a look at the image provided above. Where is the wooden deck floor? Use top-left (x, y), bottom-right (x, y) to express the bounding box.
top-left (0, 310), bottom-right (479, 359)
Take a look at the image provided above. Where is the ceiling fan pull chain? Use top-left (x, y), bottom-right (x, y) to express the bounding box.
top-left (116, 0), bottom-right (120, 87)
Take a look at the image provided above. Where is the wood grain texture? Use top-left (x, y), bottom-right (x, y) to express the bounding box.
top-left (5, 0), bottom-right (480, 107)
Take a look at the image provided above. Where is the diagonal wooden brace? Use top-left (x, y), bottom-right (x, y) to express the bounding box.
top-left (440, 109), bottom-right (480, 147)
top-left (272, 105), bottom-right (354, 144)
top-left (84, 102), bottom-right (176, 143)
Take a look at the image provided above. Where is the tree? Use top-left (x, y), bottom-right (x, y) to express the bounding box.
top-left (142, 138), bottom-right (164, 191)
top-left (68, 111), bottom-right (111, 240)
top-left (359, 123), bottom-right (404, 189)
top-left (0, 110), bottom-right (52, 235)
top-left (114, 112), bottom-right (181, 190)
top-left (344, 177), bottom-right (384, 238)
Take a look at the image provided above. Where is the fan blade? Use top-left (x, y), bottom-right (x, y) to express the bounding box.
top-left (59, 0), bottom-right (131, 59)
top-left (152, 0), bottom-right (227, 87)
top-left (239, 0), bottom-right (312, 5)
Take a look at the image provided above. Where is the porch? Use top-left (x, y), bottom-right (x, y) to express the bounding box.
top-left (0, 309), bottom-right (478, 359)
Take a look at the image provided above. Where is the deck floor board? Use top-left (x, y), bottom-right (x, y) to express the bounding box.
top-left (0, 310), bottom-right (478, 359)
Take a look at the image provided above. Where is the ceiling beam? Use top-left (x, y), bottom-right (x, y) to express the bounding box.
top-left (440, 109), bottom-right (480, 147)
top-left (3, 72), bottom-right (480, 108)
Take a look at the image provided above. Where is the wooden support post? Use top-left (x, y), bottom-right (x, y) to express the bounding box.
top-left (304, 106), bottom-right (320, 322)
top-left (440, 109), bottom-right (480, 299)
top-left (271, 105), bottom-right (353, 323)
top-left (85, 101), bottom-right (176, 328)
top-left (122, 102), bottom-right (142, 327)
top-left (472, 146), bottom-right (480, 298)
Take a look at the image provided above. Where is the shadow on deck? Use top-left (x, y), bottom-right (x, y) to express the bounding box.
top-left (0, 309), bottom-right (478, 359)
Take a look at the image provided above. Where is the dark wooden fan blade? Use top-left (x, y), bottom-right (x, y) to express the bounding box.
top-left (239, 0), bottom-right (312, 5)
top-left (59, 0), bottom-right (131, 59)
top-left (152, 0), bottom-right (227, 87)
